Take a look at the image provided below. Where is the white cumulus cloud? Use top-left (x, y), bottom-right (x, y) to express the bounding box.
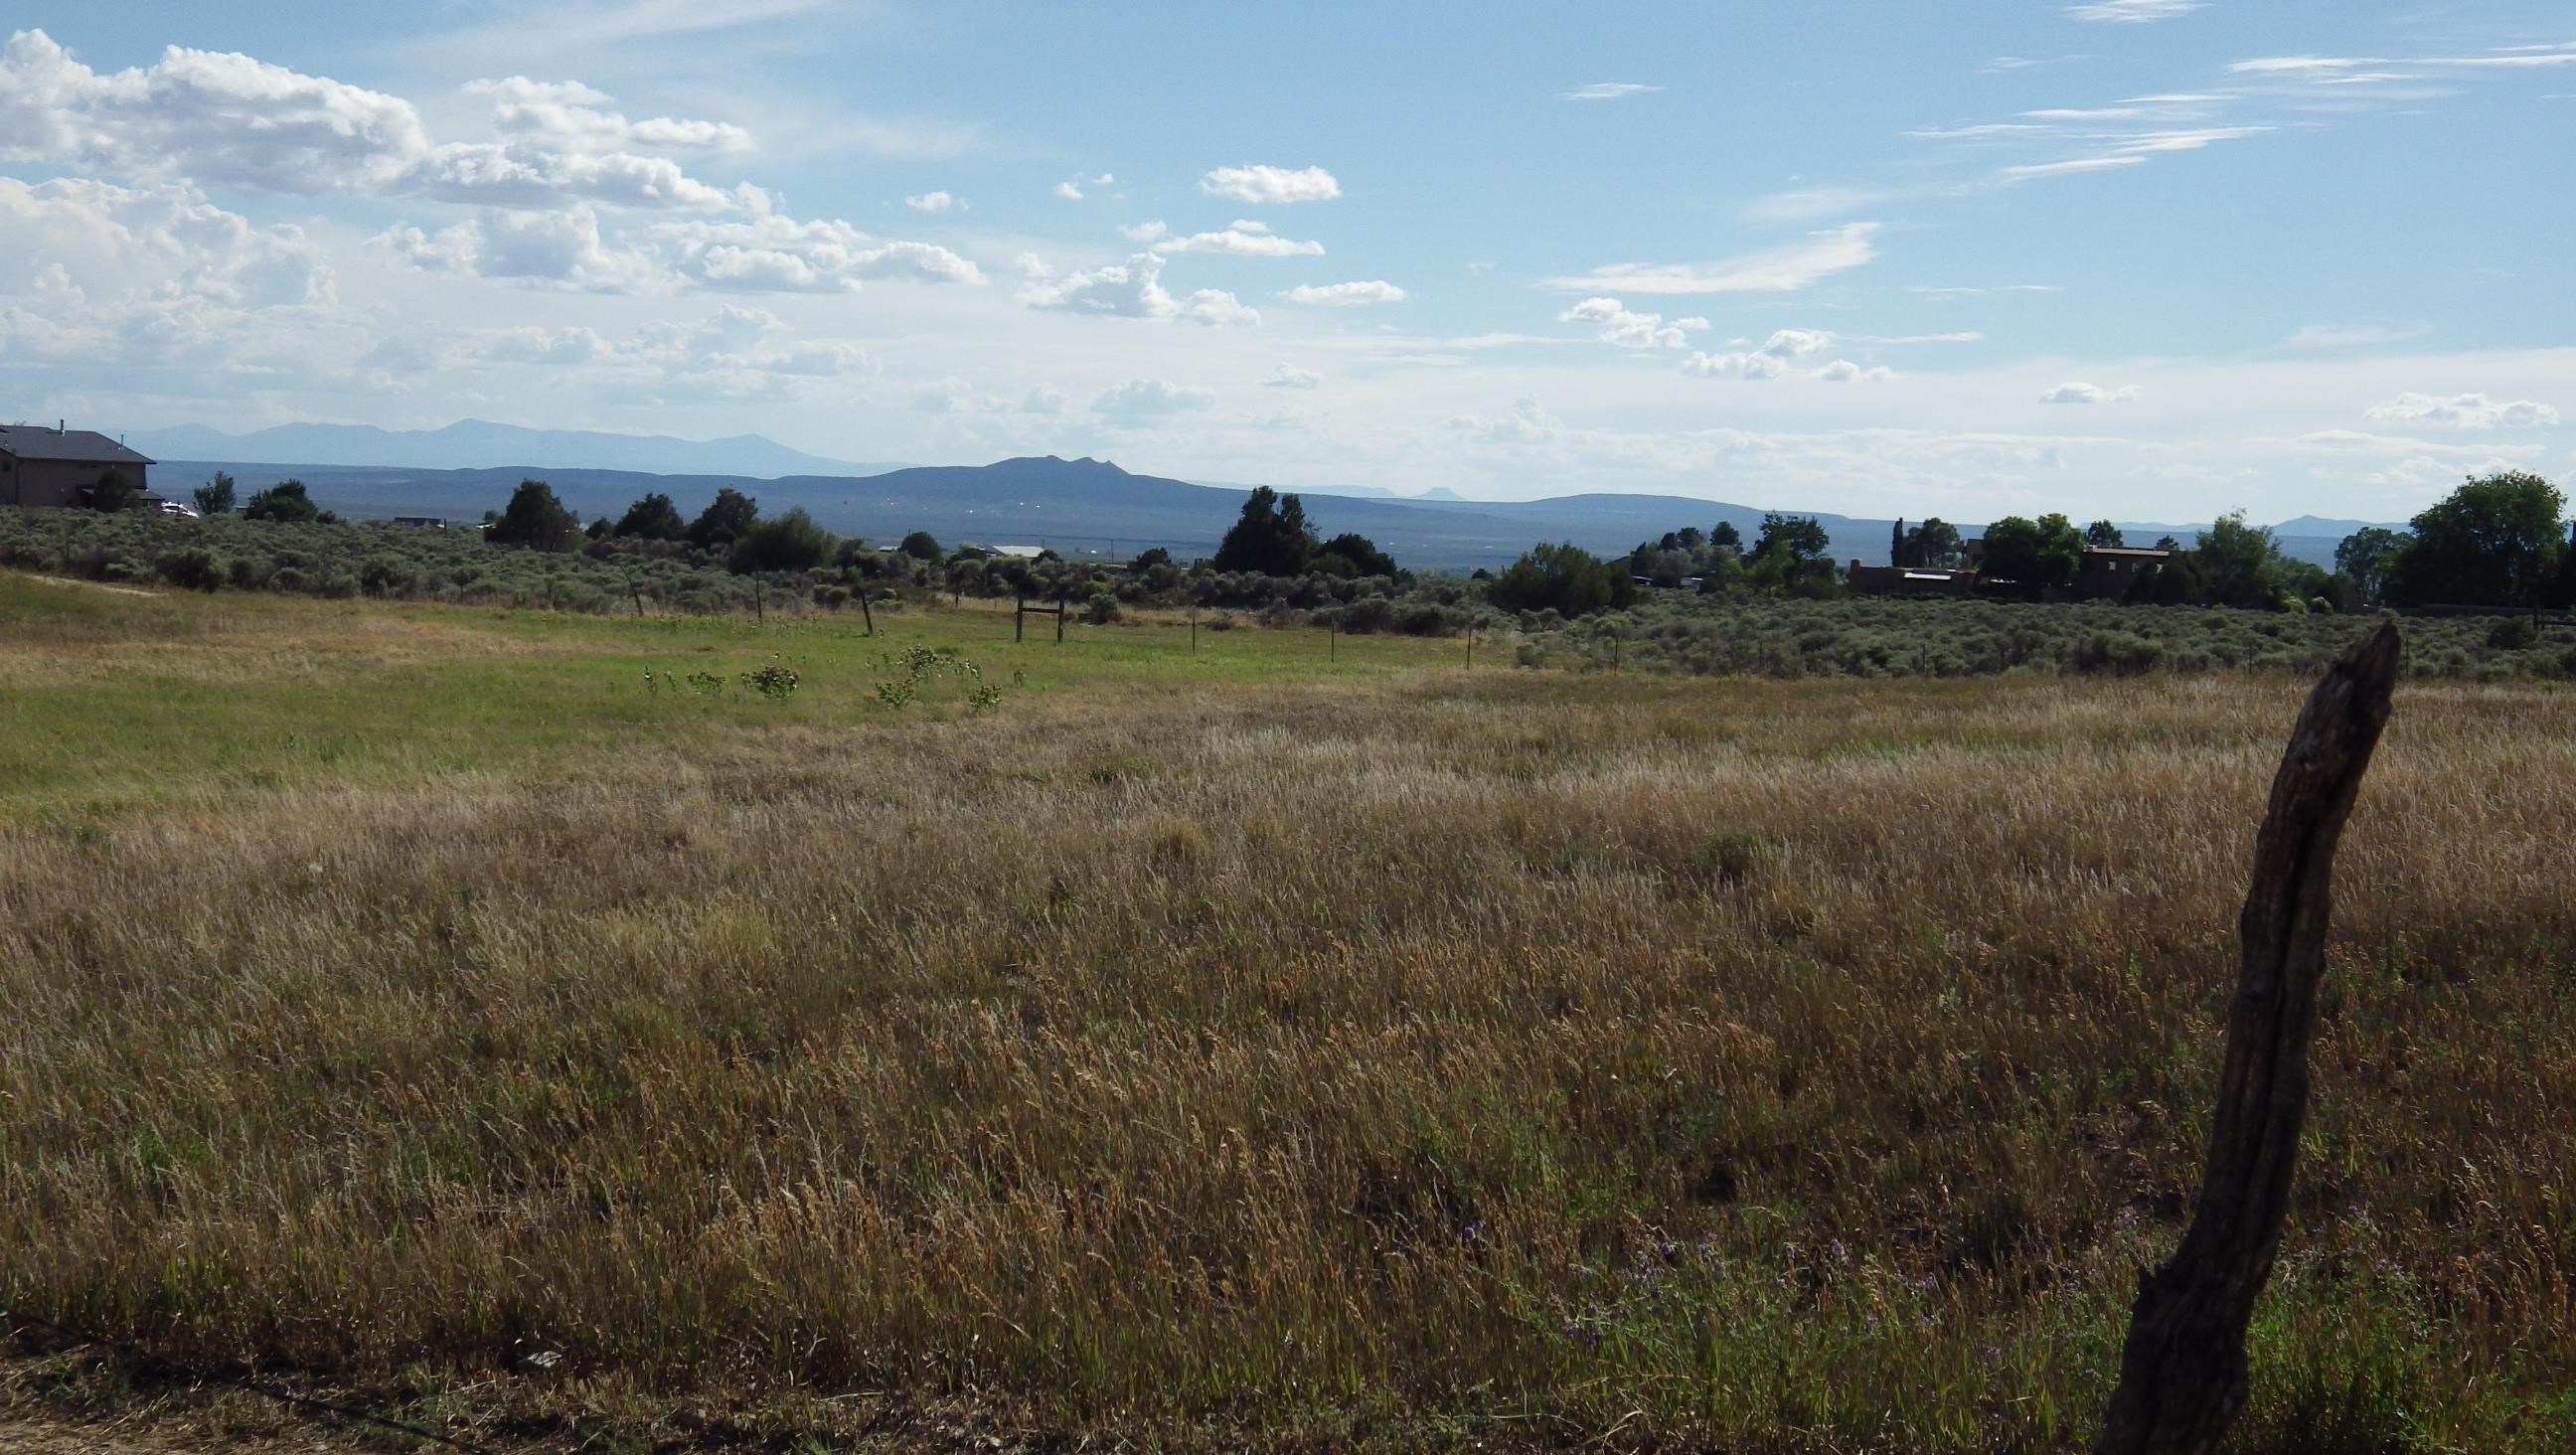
top-left (1093, 377), bottom-right (1217, 420)
top-left (1263, 363), bottom-right (1321, 389)
top-left (2366, 392), bottom-right (2561, 428)
top-left (903, 190), bottom-right (959, 213)
top-left (380, 205), bottom-right (659, 291)
top-left (466, 77), bottom-right (753, 156)
top-left (649, 213), bottom-right (982, 292)
top-left (1556, 296), bottom-right (1708, 349)
top-left (1678, 328), bottom-right (1837, 381)
top-left (2039, 382), bottom-right (2140, 404)
top-left (1018, 251), bottom-right (1257, 327)
top-left (1279, 279), bottom-right (1406, 306)
top-left (1157, 220), bottom-right (1324, 257)
top-left (1199, 164), bottom-right (1341, 204)
top-left (1681, 351), bottom-right (1787, 381)
top-left (1814, 359), bottom-right (1893, 383)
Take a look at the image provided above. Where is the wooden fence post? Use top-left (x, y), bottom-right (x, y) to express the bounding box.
top-left (859, 589), bottom-right (875, 637)
top-left (2093, 621), bottom-right (2401, 1455)
top-left (1015, 595), bottom-right (1025, 643)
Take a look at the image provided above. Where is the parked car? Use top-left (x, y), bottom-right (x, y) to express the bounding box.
top-left (155, 499), bottom-right (201, 519)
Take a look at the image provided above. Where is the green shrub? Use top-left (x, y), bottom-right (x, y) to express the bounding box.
top-left (2072, 631), bottom-right (2165, 676)
top-left (1691, 831), bottom-right (1775, 888)
top-left (2488, 615), bottom-right (2540, 650)
top-left (154, 548), bottom-right (224, 592)
top-left (359, 558), bottom-right (414, 596)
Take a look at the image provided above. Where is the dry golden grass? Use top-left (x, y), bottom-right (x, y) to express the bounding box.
top-left (1, 586), bottom-right (2571, 1451)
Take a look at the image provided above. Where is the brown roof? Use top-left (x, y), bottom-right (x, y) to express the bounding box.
top-left (0, 425), bottom-right (155, 466)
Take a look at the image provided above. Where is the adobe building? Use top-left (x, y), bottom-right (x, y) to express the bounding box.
top-left (1845, 559), bottom-right (1976, 595)
top-left (2073, 546), bottom-right (2172, 600)
top-left (0, 422), bottom-right (155, 508)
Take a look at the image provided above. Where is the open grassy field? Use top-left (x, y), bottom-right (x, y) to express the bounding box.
top-left (2, 572), bottom-right (2571, 1452)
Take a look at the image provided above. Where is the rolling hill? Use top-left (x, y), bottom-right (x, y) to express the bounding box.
top-left (146, 446), bottom-right (2380, 574)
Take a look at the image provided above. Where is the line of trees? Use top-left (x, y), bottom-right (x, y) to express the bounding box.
top-left (1623, 514), bottom-right (1839, 596)
top-left (161, 463), bottom-right (2574, 624)
top-left (2335, 470), bottom-right (2572, 610)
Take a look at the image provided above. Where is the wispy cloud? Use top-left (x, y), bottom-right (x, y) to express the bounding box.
top-left (1740, 185), bottom-right (1903, 225)
top-left (1560, 82), bottom-right (1662, 101)
top-left (2284, 322), bottom-right (2429, 350)
top-left (402, 0), bottom-right (849, 65)
top-left (2230, 44), bottom-right (2576, 77)
top-left (2065, 0), bottom-right (2205, 23)
top-left (1543, 222), bottom-right (1879, 294)
top-left (2367, 392), bottom-right (2560, 428)
top-left (2002, 155), bottom-right (2146, 180)
top-left (1907, 284), bottom-right (2061, 298)
top-left (2039, 381), bottom-right (2140, 404)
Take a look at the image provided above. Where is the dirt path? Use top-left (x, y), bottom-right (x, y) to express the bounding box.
top-left (18, 574), bottom-right (161, 597)
top-left (0, 1418), bottom-right (334, 1452)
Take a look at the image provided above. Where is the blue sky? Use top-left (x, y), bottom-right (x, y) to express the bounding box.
top-left (3, 1), bottom-right (2571, 521)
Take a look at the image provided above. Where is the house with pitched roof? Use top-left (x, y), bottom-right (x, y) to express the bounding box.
top-left (0, 422), bottom-right (155, 508)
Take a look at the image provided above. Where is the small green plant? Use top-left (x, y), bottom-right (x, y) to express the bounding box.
top-left (1691, 830), bottom-right (1776, 888)
top-left (741, 661), bottom-right (800, 701)
top-left (881, 645), bottom-right (980, 682)
top-left (875, 679), bottom-right (917, 709)
top-left (969, 684), bottom-right (1003, 715)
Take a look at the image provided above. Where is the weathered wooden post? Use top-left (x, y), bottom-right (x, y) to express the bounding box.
top-left (1329, 618), bottom-right (1337, 662)
top-left (1191, 606), bottom-right (1199, 653)
top-left (1054, 597), bottom-right (1066, 645)
top-left (2094, 621), bottom-right (2401, 1455)
top-left (858, 588), bottom-right (875, 637)
top-left (1015, 594), bottom-right (1026, 643)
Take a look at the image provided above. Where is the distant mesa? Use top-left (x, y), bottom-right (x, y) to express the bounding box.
top-left (134, 417), bottom-right (2383, 573)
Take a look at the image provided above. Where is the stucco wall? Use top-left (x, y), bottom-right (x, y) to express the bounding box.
top-left (2, 457), bottom-right (149, 508)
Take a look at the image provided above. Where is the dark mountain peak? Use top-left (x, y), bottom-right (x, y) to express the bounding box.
top-left (997, 453), bottom-right (1131, 477)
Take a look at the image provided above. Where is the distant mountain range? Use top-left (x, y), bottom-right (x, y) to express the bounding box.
top-left (129, 419), bottom-right (908, 479)
top-left (139, 420), bottom-right (2399, 572)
